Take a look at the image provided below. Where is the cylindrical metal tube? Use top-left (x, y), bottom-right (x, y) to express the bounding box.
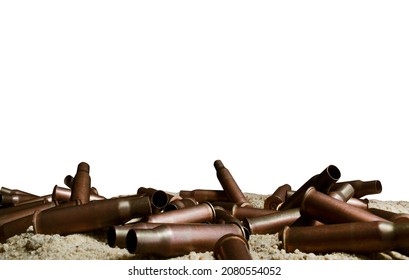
top-left (334, 180), bottom-right (382, 198)
top-left (0, 187), bottom-right (39, 197)
top-left (282, 221), bottom-right (409, 254)
top-left (279, 165), bottom-right (341, 210)
top-left (213, 233), bottom-right (253, 260)
top-left (126, 223), bottom-right (245, 257)
top-left (242, 208), bottom-right (301, 235)
top-left (368, 208), bottom-right (409, 223)
top-left (300, 187), bottom-right (388, 224)
top-left (264, 184), bottom-right (292, 210)
top-left (141, 201), bottom-right (216, 224)
top-left (214, 160), bottom-right (251, 207)
top-left (179, 189), bottom-right (230, 203)
top-left (231, 204), bottom-right (276, 220)
top-left (32, 195), bottom-right (152, 235)
top-left (70, 162), bottom-right (91, 204)
top-left (0, 200), bottom-right (57, 227)
top-left (52, 185), bottom-right (105, 203)
top-left (0, 193), bottom-right (40, 207)
top-left (328, 182), bottom-right (355, 202)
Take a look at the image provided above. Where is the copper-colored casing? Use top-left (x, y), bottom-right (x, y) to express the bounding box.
top-left (264, 184), bottom-right (292, 210)
top-left (126, 223), bottom-right (245, 257)
top-left (279, 165), bottom-right (341, 210)
top-left (141, 201), bottom-right (216, 224)
top-left (368, 208), bottom-right (409, 223)
top-left (300, 187), bottom-right (388, 224)
top-left (70, 162), bottom-right (91, 204)
top-left (333, 180), bottom-right (382, 198)
top-left (282, 221), bottom-right (409, 254)
top-left (179, 189), bottom-right (230, 203)
top-left (32, 195), bottom-right (152, 235)
top-left (213, 233), bottom-right (253, 260)
top-left (214, 160), bottom-right (251, 207)
top-left (242, 208), bottom-right (301, 235)
top-left (52, 185), bottom-right (105, 203)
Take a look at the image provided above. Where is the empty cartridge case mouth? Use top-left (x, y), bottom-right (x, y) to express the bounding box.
top-left (213, 233), bottom-right (252, 260)
top-left (150, 190), bottom-right (170, 210)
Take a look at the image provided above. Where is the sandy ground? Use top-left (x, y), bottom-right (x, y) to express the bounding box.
top-left (1, 193), bottom-right (409, 260)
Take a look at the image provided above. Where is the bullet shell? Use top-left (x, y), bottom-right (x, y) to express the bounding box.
top-left (126, 223), bottom-right (246, 257)
top-left (0, 193), bottom-right (40, 207)
top-left (334, 180), bottom-right (382, 198)
top-left (282, 221), bottom-right (409, 254)
top-left (32, 195), bottom-right (152, 235)
top-left (179, 189), bottom-right (230, 203)
top-left (264, 184), bottom-right (292, 210)
top-left (300, 187), bottom-right (388, 224)
top-left (368, 208), bottom-right (409, 223)
top-left (214, 233), bottom-right (253, 260)
top-left (52, 185), bottom-right (105, 203)
top-left (214, 160), bottom-right (251, 207)
top-left (141, 201), bottom-right (216, 224)
top-left (70, 162), bottom-right (91, 204)
top-left (279, 165), bottom-right (341, 210)
top-left (242, 208), bottom-right (301, 235)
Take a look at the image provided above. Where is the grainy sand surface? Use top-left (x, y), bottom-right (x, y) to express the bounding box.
top-left (1, 194), bottom-right (409, 260)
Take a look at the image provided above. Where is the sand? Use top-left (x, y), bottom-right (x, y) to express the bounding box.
top-left (1, 194), bottom-right (409, 260)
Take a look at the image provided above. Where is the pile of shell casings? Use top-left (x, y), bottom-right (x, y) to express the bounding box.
top-left (1, 161), bottom-right (408, 259)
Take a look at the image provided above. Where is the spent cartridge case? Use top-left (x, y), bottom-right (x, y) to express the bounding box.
top-left (282, 221), bottom-right (409, 254)
top-left (300, 187), bottom-right (388, 224)
top-left (164, 197), bottom-right (198, 211)
top-left (264, 184), bottom-right (292, 210)
top-left (279, 165), bottom-right (341, 210)
top-left (242, 208), bottom-right (301, 235)
top-left (214, 160), bottom-right (251, 207)
top-left (126, 223), bottom-right (245, 257)
top-left (52, 185), bottom-right (105, 203)
top-left (70, 162), bottom-right (91, 204)
top-left (213, 233), bottom-right (253, 260)
top-left (334, 180), bottom-right (382, 198)
top-left (179, 189), bottom-right (230, 203)
top-left (32, 195), bottom-right (152, 235)
top-left (368, 208), bottom-right (409, 223)
top-left (141, 201), bottom-right (215, 224)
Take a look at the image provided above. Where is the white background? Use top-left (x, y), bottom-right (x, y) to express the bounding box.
top-left (1, 1), bottom-right (408, 201)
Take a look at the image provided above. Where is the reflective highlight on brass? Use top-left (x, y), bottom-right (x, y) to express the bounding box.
top-left (282, 221), bottom-right (409, 254)
top-left (214, 233), bottom-right (252, 260)
top-left (214, 160), bottom-right (251, 207)
top-left (368, 208), bottom-right (409, 223)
